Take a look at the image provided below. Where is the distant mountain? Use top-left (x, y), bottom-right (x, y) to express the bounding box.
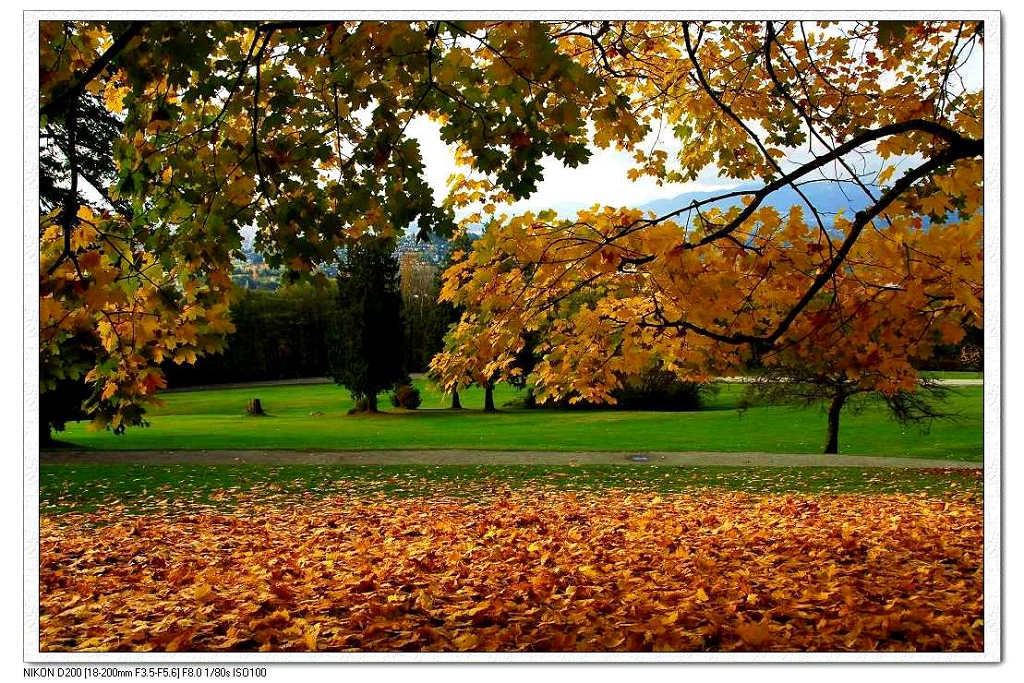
top-left (457, 182), bottom-right (877, 235)
top-left (636, 182), bottom-right (873, 225)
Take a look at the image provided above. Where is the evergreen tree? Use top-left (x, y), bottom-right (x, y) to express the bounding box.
top-left (328, 238), bottom-right (409, 412)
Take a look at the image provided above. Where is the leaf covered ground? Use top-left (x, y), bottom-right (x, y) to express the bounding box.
top-left (40, 463), bottom-right (982, 515)
top-left (40, 487), bottom-right (983, 653)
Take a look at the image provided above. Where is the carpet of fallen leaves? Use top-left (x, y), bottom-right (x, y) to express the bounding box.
top-left (40, 490), bottom-right (983, 652)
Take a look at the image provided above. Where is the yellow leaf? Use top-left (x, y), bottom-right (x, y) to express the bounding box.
top-left (453, 632), bottom-right (479, 650)
top-left (100, 381), bottom-right (118, 400)
top-left (304, 623), bottom-right (320, 650)
top-left (193, 583), bottom-right (213, 603)
top-left (104, 83), bottom-right (129, 114)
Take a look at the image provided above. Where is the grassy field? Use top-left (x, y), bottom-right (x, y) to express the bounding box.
top-left (52, 378), bottom-right (984, 460)
top-left (39, 462), bottom-right (982, 515)
top-left (921, 370), bottom-right (984, 380)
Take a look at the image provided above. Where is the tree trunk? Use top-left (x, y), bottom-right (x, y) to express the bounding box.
top-left (824, 392), bottom-right (847, 454)
top-left (366, 393), bottom-right (379, 413)
top-left (40, 422), bottom-right (54, 448)
top-left (483, 382), bottom-right (496, 412)
top-left (450, 387), bottom-right (462, 410)
top-left (246, 398), bottom-right (265, 416)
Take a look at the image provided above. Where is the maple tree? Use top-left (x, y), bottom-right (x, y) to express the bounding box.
top-left (434, 20), bottom-right (983, 426)
top-left (39, 19), bottom-right (983, 432)
top-left (38, 20), bottom-right (631, 431)
top-left (430, 311), bottom-right (523, 412)
top-left (738, 230), bottom-right (972, 454)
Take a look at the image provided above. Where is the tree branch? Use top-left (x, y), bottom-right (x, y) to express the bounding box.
top-left (40, 22), bottom-right (145, 121)
top-left (640, 138), bottom-right (981, 347)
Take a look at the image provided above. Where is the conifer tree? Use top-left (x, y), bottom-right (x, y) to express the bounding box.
top-left (328, 238), bottom-right (408, 412)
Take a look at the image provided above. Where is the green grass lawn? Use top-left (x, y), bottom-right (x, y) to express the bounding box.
top-left (921, 370), bottom-right (984, 380)
top-left (52, 380), bottom-right (983, 461)
top-left (39, 463), bottom-right (982, 515)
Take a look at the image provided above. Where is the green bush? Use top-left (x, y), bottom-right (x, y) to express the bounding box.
top-left (613, 370), bottom-right (706, 410)
top-left (522, 369), bottom-right (710, 411)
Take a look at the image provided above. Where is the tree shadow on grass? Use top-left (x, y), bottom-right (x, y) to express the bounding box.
top-left (40, 438), bottom-right (89, 451)
top-left (340, 408), bottom-right (519, 418)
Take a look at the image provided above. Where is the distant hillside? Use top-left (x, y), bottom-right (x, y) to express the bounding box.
top-left (636, 182), bottom-right (873, 225)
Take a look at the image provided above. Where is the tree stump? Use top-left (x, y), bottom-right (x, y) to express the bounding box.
top-left (246, 398), bottom-right (265, 416)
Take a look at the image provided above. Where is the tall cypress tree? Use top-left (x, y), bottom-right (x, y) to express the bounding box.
top-left (328, 238), bottom-right (408, 412)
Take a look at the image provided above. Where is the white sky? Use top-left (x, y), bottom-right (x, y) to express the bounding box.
top-left (405, 117), bottom-right (738, 218)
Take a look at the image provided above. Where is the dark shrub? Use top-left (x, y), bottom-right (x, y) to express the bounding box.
top-left (519, 369), bottom-right (711, 411)
top-left (613, 370), bottom-right (704, 410)
top-left (390, 384), bottom-right (422, 409)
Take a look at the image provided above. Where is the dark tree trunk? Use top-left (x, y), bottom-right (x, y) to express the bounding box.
top-left (450, 387), bottom-right (462, 410)
top-left (246, 398), bottom-right (265, 415)
top-left (483, 382), bottom-right (496, 412)
top-left (366, 393), bottom-right (379, 413)
top-left (824, 392), bottom-right (847, 454)
top-left (40, 422), bottom-right (54, 448)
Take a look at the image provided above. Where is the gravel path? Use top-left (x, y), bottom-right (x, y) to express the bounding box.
top-left (39, 449), bottom-right (980, 469)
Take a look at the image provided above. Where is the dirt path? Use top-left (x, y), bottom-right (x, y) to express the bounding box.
top-left (39, 449), bottom-right (980, 469)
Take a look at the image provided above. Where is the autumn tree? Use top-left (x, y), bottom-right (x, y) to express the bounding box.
top-left (39, 88), bottom-right (128, 443)
top-left (328, 238), bottom-right (408, 413)
top-left (738, 211), bottom-right (981, 454)
top-left (39, 20), bottom-right (983, 430)
top-left (430, 312), bottom-right (526, 413)
top-left (426, 230), bottom-right (476, 409)
top-left (39, 19), bottom-right (633, 431)
top-left (740, 239), bottom-right (979, 455)
top-left (437, 20), bottom-right (983, 416)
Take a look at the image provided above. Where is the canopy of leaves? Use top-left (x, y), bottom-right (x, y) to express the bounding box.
top-left (434, 20), bottom-right (983, 407)
top-left (39, 20), bottom-right (634, 429)
top-left (39, 19), bottom-right (983, 429)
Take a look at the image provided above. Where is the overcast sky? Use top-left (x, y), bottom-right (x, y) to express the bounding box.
top-left (405, 117), bottom-right (739, 218)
